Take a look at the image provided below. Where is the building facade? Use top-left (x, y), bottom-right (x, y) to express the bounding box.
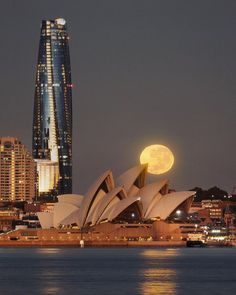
top-left (0, 137), bottom-right (37, 202)
top-left (32, 18), bottom-right (72, 196)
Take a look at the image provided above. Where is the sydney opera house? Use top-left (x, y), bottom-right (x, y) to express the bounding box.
top-left (38, 164), bottom-right (195, 240)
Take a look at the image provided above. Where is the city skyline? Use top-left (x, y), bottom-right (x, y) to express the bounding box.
top-left (0, 1), bottom-right (235, 193)
top-left (33, 18), bottom-right (72, 195)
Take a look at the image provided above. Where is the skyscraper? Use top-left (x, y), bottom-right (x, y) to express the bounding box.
top-left (32, 18), bottom-right (72, 196)
top-left (0, 137), bottom-right (37, 202)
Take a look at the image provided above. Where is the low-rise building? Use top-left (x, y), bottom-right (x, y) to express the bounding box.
top-left (0, 208), bottom-right (20, 231)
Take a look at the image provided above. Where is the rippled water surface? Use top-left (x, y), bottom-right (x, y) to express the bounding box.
top-left (0, 247), bottom-right (235, 294)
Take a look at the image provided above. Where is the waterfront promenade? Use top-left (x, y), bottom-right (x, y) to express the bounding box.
top-left (0, 228), bottom-right (185, 247)
top-left (0, 228), bottom-right (232, 247)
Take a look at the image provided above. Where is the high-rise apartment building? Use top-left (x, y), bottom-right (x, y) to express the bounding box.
top-left (0, 137), bottom-right (37, 202)
top-left (32, 18), bottom-right (72, 196)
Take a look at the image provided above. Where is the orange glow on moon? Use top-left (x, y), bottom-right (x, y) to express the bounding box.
top-left (140, 144), bottom-right (174, 175)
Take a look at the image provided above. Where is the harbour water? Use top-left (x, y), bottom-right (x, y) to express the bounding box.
top-left (0, 247), bottom-right (235, 294)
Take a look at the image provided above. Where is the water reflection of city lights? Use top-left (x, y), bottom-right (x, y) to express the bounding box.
top-left (141, 268), bottom-right (176, 295)
top-left (139, 249), bottom-right (179, 294)
top-left (38, 270), bottom-right (63, 294)
top-left (141, 249), bottom-right (180, 258)
top-left (41, 286), bottom-right (62, 294)
top-left (36, 248), bottom-right (61, 254)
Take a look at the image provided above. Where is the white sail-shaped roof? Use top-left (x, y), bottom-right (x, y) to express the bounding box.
top-left (116, 164), bottom-right (147, 195)
top-left (36, 165), bottom-right (195, 230)
top-left (138, 180), bottom-right (169, 215)
top-left (53, 202), bottom-right (79, 228)
top-left (57, 194), bottom-right (84, 207)
top-left (59, 209), bottom-right (81, 227)
top-left (37, 212), bottom-right (54, 229)
top-left (146, 191), bottom-right (195, 220)
top-left (99, 195), bottom-right (142, 222)
top-left (87, 187), bottom-right (127, 225)
top-left (144, 192), bottom-right (163, 218)
top-left (78, 170), bottom-right (115, 226)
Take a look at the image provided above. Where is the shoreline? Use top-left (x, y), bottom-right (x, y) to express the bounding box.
top-left (0, 229), bottom-right (233, 248)
top-left (0, 240), bottom-right (185, 247)
top-left (0, 240), bottom-right (233, 248)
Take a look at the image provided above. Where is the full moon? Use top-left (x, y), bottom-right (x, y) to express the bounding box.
top-left (140, 144), bottom-right (174, 175)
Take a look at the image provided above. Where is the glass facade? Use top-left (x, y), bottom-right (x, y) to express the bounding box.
top-left (33, 18), bottom-right (72, 195)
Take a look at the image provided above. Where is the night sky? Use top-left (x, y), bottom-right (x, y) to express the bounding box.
top-left (0, 1), bottom-right (235, 194)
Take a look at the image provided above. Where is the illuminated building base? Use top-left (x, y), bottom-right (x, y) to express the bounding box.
top-left (35, 159), bottom-right (59, 195)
